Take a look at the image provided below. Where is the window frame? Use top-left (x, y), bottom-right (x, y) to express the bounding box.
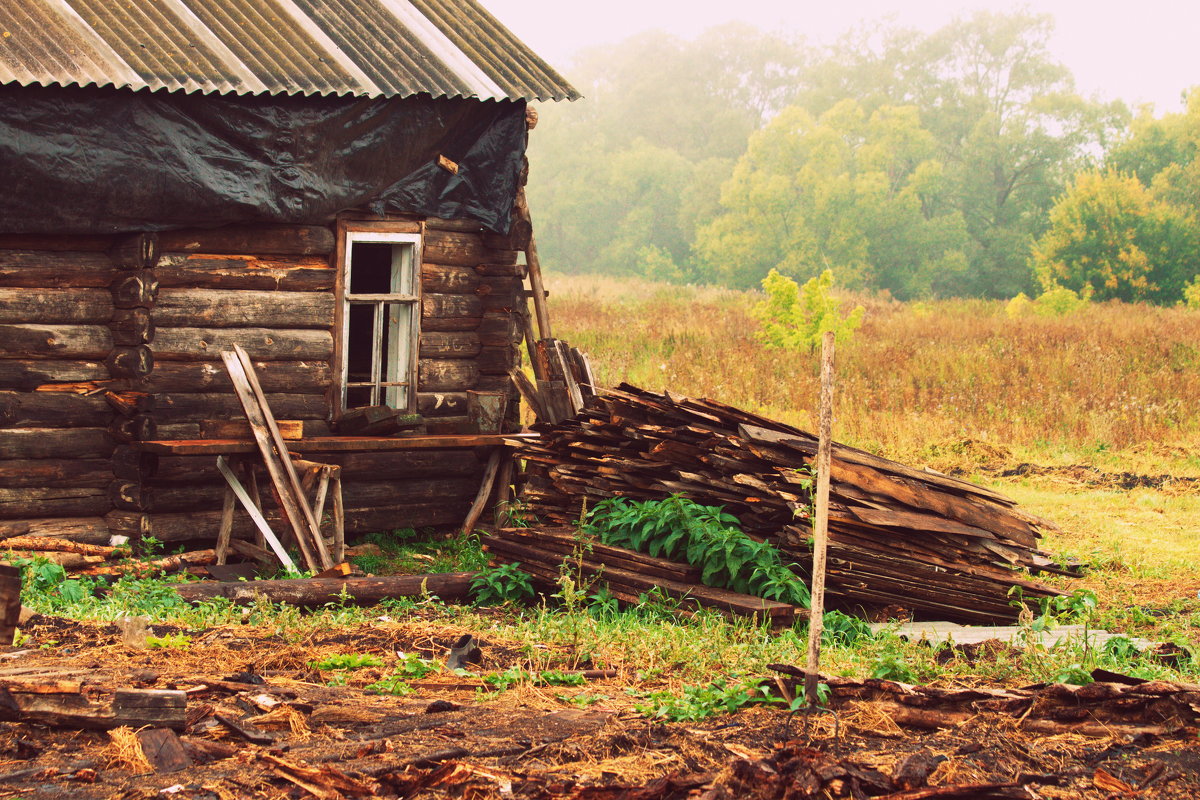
top-left (333, 224), bottom-right (423, 419)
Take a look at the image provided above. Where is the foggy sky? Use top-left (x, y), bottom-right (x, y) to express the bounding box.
top-left (480, 0), bottom-right (1198, 113)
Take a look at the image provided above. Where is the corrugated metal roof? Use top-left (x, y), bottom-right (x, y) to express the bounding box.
top-left (0, 0), bottom-right (578, 100)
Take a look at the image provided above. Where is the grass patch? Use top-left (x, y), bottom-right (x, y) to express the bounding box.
top-left (349, 529), bottom-right (489, 575)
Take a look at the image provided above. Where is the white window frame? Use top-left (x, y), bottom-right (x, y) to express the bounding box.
top-left (336, 230), bottom-right (421, 414)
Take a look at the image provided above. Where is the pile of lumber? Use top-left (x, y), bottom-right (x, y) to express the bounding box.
top-left (514, 384), bottom-right (1068, 624)
top-left (482, 527), bottom-right (797, 625)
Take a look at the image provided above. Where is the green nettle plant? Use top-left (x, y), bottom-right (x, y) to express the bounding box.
top-left (585, 495), bottom-right (811, 607)
top-left (470, 562), bottom-right (536, 606)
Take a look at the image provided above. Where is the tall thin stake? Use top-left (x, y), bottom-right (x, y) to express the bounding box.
top-left (805, 330), bottom-right (835, 706)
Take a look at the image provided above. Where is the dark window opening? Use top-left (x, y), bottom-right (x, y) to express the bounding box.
top-left (339, 233), bottom-right (420, 414)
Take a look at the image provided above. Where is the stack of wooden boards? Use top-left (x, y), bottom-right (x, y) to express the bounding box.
top-left (514, 384), bottom-right (1069, 625)
top-left (482, 527), bottom-right (798, 625)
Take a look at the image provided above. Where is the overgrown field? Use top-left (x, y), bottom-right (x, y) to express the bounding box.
top-left (550, 273), bottom-right (1200, 472)
top-left (549, 272), bottom-right (1200, 655)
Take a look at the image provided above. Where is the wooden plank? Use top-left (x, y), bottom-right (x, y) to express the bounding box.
top-left (157, 224), bottom-right (334, 255)
top-left (0, 289), bottom-right (112, 324)
top-left (0, 517), bottom-right (110, 545)
top-left (136, 728), bottom-right (193, 773)
top-left (220, 352), bottom-right (320, 571)
top-left (155, 289), bottom-right (335, 329)
top-left (143, 360), bottom-right (331, 394)
top-left (460, 449), bottom-right (502, 534)
top-left (0, 324), bottom-right (112, 359)
top-left (419, 359), bottom-right (479, 392)
top-left (0, 359), bottom-right (110, 391)
top-left (174, 573), bottom-right (476, 606)
top-left (139, 433), bottom-right (535, 456)
top-left (0, 487), bottom-right (109, 518)
top-left (232, 345), bottom-right (332, 570)
top-left (154, 328), bottom-right (332, 362)
top-left (0, 566), bottom-right (21, 646)
top-left (156, 254), bottom-right (333, 292)
top-left (215, 456), bottom-right (296, 572)
top-left (156, 393), bottom-right (326, 423)
top-left (0, 250), bottom-right (116, 287)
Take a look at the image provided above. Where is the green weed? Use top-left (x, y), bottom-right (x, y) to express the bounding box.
top-left (146, 634), bottom-right (191, 650)
top-left (587, 495), bottom-right (810, 607)
top-left (634, 677), bottom-right (780, 722)
top-left (470, 563), bottom-right (535, 606)
top-left (309, 653), bottom-right (384, 671)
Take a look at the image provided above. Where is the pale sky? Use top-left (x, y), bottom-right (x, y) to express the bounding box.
top-left (481, 0), bottom-right (1199, 113)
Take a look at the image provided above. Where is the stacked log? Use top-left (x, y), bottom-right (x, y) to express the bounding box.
top-left (0, 239), bottom-right (123, 549)
top-left (420, 219), bottom-right (525, 434)
top-left (515, 384), bottom-right (1067, 625)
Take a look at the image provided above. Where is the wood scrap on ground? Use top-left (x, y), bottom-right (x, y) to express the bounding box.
top-left (770, 663), bottom-right (1200, 737)
top-left (0, 614), bottom-right (1194, 799)
top-left (515, 383), bottom-right (1070, 624)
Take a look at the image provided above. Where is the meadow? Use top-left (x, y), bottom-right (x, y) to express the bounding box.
top-left (549, 273), bottom-right (1200, 471)
top-left (549, 273), bottom-right (1200, 643)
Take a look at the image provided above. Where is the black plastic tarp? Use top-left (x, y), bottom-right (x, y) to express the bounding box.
top-left (0, 85), bottom-right (526, 235)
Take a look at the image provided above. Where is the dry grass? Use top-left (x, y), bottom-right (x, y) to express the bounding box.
top-left (547, 272), bottom-right (1200, 633)
top-left (548, 273), bottom-right (1200, 473)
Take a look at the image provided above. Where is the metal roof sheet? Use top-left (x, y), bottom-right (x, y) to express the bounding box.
top-left (0, 0), bottom-right (578, 101)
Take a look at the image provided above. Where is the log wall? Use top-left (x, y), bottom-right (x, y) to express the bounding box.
top-left (0, 240), bottom-right (125, 543)
top-left (0, 218), bottom-right (526, 552)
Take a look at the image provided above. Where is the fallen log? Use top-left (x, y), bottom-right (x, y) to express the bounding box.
top-left (79, 549), bottom-right (217, 577)
top-left (174, 573), bottom-right (475, 606)
top-left (0, 686), bottom-right (186, 731)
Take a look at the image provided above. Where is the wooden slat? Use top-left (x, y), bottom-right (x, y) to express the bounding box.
top-left (139, 433), bottom-right (534, 456)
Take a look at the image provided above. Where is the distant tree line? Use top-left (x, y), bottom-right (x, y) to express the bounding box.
top-left (528, 12), bottom-right (1200, 305)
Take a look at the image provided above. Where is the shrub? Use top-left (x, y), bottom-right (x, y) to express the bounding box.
top-left (1184, 275), bottom-right (1200, 309)
top-left (586, 495), bottom-right (810, 607)
top-left (1006, 286), bottom-right (1089, 318)
top-left (754, 269), bottom-right (864, 351)
top-left (470, 562), bottom-right (535, 606)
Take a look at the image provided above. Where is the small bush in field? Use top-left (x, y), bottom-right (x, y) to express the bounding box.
top-left (1033, 286), bottom-right (1090, 317)
top-left (1006, 286), bottom-right (1089, 318)
top-left (1184, 276), bottom-right (1200, 309)
top-left (755, 269), bottom-right (864, 351)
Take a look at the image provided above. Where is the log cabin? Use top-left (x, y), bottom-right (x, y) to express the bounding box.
top-left (0, 0), bottom-right (577, 556)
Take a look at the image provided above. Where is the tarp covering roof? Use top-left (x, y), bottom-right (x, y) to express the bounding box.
top-left (0, 0), bottom-right (578, 101)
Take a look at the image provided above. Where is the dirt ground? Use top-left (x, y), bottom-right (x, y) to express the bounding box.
top-left (0, 614), bottom-right (1195, 800)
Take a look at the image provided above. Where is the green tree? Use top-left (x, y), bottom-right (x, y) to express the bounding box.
top-left (795, 12), bottom-right (1127, 298)
top-left (527, 26), bottom-right (806, 279)
top-left (696, 100), bottom-right (971, 298)
top-left (1030, 170), bottom-right (1200, 304)
top-left (1108, 88), bottom-right (1200, 212)
top-left (755, 269), bottom-right (864, 351)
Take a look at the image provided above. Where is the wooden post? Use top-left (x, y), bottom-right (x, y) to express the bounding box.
top-left (460, 449), bottom-right (503, 535)
top-left (214, 482), bottom-right (236, 566)
top-left (805, 331), bottom-right (835, 707)
top-left (0, 565), bottom-right (22, 646)
top-left (493, 453), bottom-right (515, 527)
top-left (518, 188), bottom-right (553, 341)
